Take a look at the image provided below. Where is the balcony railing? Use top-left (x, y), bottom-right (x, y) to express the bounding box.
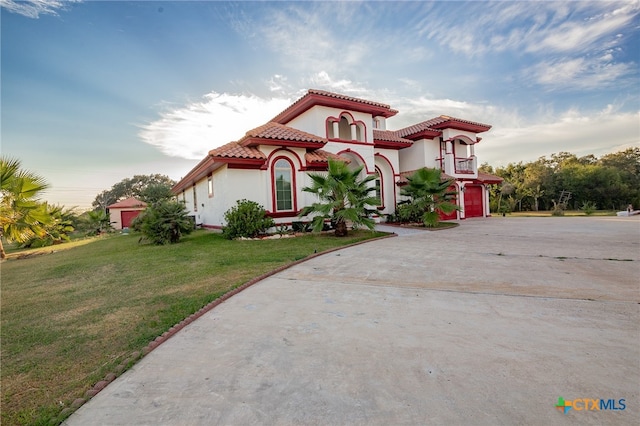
top-left (455, 157), bottom-right (475, 174)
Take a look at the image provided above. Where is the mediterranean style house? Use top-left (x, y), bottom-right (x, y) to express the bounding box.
top-left (172, 89), bottom-right (502, 228)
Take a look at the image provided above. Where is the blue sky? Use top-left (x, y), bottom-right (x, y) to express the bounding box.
top-left (2, 0), bottom-right (639, 209)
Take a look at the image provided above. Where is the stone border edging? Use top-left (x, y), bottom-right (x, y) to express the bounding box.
top-left (59, 232), bottom-right (396, 423)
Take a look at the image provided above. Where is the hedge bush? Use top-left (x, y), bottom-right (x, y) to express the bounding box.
top-left (222, 199), bottom-right (275, 239)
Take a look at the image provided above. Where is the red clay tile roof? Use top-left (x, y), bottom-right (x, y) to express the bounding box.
top-left (272, 89), bottom-right (398, 123)
top-left (239, 122), bottom-right (326, 146)
top-left (305, 149), bottom-right (350, 165)
top-left (107, 197), bottom-right (147, 209)
top-left (307, 89), bottom-right (394, 110)
top-left (395, 115), bottom-right (491, 138)
top-left (397, 169), bottom-right (454, 185)
top-left (373, 129), bottom-right (413, 145)
top-left (395, 118), bottom-right (445, 138)
top-left (209, 141), bottom-right (266, 160)
top-left (476, 172), bottom-right (504, 184)
top-left (433, 115), bottom-right (491, 130)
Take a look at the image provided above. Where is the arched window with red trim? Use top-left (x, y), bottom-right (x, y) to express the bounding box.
top-left (374, 166), bottom-right (383, 207)
top-left (273, 158), bottom-right (295, 212)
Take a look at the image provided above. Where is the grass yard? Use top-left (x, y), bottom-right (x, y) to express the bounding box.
top-left (505, 210), bottom-right (616, 217)
top-left (1, 229), bottom-right (387, 426)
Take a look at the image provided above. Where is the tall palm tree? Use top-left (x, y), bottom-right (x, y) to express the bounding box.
top-left (0, 157), bottom-right (52, 259)
top-left (400, 167), bottom-right (458, 227)
top-left (300, 159), bottom-right (379, 237)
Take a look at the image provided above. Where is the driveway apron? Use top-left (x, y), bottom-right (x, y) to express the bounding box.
top-left (65, 216), bottom-right (640, 426)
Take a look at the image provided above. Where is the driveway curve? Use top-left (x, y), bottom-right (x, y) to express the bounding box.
top-left (66, 216), bottom-right (639, 425)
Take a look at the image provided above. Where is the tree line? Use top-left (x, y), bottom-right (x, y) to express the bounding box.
top-left (0, 156), bottom-right (177, 258)
top-left (480, 148), bottom-right (639, 213)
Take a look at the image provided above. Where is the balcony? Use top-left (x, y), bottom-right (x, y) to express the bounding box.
top-left (455, 157), bottom-right (476, 174)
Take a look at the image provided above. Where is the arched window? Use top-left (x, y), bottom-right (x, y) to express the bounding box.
top-left (273, 158), bottom-right (294, 211)
top-left (374, 167), bottom-right (383, 207)
top-left (338, 116), bottom-right (351, 140)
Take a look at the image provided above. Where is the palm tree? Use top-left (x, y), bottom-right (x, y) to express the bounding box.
top-left (0, 157), bottom-right (52, 259)
top-left (300, 159), bottom-right (379, 237)
top-left (400, 167), bottom-right (458, 227)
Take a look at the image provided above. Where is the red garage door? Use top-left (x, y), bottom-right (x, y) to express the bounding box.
top-left (121, 210), bottom-right (142, 228)
top-left (464, 185), bottom-right (483, 218)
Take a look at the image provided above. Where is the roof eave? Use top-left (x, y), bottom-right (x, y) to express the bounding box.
top-left (431, 121), bottom-right (492, 133)
top-left (242, 137), bottom-right (326, 149)
top-left (273, 93), bottom-right (397, 124)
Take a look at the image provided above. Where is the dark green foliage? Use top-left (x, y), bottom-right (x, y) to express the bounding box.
top-left (489, 148), bottom-right (640, 212)
top-left (92, 174), bottom-right (176, 209)
top-left (398, 167), bottom-right (458, 227)
top-left (292, 221), bottom-right (311, 233)
top-left (83, 209), bottom-right (112, 235)
top-left (581, 201), bottom-right (597, 215)
top-left (131, 200), bottom-right (193, 244)
top-left (221, 199), bottom-right (275, 239)
top-left (299, 159), bottom-right (378, 237)
top-left (20, 204), bottom-right (75, 248)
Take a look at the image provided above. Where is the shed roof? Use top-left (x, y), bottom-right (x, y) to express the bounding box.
top-left (107, 197), bottom-right (147, 209)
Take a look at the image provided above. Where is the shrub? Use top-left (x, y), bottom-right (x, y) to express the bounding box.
top-left (292, 221), bottom-right (311, 233)
top-left (396, 203), bottom-right (423, 223)
top-left (222, 199), bottom-right (275, 239)
top-left (581, 201), bottom-right (597, 215)
top-left (131, 200), bottom-right (193, 244)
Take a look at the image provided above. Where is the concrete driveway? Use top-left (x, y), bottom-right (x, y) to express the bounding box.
top-left (66, 216), bottom-right (639, 425)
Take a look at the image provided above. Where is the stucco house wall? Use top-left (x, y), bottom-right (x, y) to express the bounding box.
top-left (172, 89), bottom-right (502, 228)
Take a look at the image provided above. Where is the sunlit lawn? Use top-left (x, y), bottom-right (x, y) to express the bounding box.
top-left (503, 210), bottom-right (616, 217)
top-left (1, 229), bottom-right (387, 425)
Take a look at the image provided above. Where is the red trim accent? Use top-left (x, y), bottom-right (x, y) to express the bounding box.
top-left (266, 148), bottom-right (304, 171)
top-left (336, 149), bottom-right (371, 174)
top-left (374, 140), bottom-right (410, 149)
top-left (202, 224), bottom-right (223, 230)
top-left (228, 162), bottom-right (264, 170)
top-left (172, 156), bottom-right (219, 193)
top-left (270, 156), bottom-right (298, 214)
top-left (243, 137), bottom-right (324, 149)
top-left (449, 134), bottom-right (476, 145)
top-left (401, 128), bottom-right (441, 140)
top-left (327, 138), bottom-right (371, 146)
top-left (430, 120), bottom-right (491, 133)
top-left (266, 210), bottom-right (303, 218)
top-left (273, 92), bottom-right (397, 124)
top-left (325, 111), bottom-right (368, 142)
top-left (374, 166), bottom-right (384, 209)
top-left (374, 153), bottom-right (397, 209)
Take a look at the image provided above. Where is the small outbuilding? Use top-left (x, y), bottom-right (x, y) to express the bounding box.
top-left (107, 197), bottom-right (147, 230)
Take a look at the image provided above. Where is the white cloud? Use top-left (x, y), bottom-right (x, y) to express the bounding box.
top-left (0, 0), bottom-right (81, 18)
top-left (253, 3), bottom-right (369, 75)
top-left (527, 55), bottom-right (635, 90)
top-left (138, 92), bottom-right (291, 160)
top-left (305, 71), bottom-right (369, 95)
top-left (528, 1), bottom-right (639, 53)
top-left (478, 108), bottom-right (640, 167)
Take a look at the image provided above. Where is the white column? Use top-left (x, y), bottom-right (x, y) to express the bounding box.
top-left (350, 123), bottom-right (357, 141)
top-left (444, 140), bottom-right (455, 175)
top-left (332, 121), bottom-right (339, 139)
top-left (484, 185), bottom-right (491, 217)
top-left (458, 183), bottom-right (465, 219)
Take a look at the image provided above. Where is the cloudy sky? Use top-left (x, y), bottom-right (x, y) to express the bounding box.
top-left (2, 0), bottom-right (639, 209)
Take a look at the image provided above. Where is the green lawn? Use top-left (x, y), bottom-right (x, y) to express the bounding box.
top-left (1, 229), bottom-right (387, 426)
top-left (502, 210), bottom-right (616, 217)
